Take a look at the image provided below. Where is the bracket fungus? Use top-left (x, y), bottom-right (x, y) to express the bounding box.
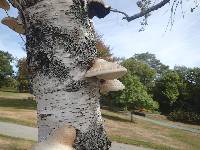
top-left (85, 58), bottom-right (127, 80)
top-left (30, 124), bottom-right (76, 150)
top-left (88, 0), bottom-right (111, 19)
top-left (100, 79), bottom-right (125, 94)
top-left (0, 0), bottom-right (10, 11)
top-left (1, 16), bottom-right (25, 34)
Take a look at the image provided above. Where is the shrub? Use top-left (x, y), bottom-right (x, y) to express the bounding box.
top-left (168, 111), bottom-right (200, 125)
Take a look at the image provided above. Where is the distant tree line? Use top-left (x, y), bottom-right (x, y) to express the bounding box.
top-left (16, 58), bottom-right (30, 93)
top-left (0, 50), bottom-right (17, 88)
top-left (101, 52), bottom-right (200, 125)
top-left (0, 50), bottom-right (29, 92)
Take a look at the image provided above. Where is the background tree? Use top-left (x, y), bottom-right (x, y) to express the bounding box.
top-left (113, 74), bottom-right (158, 111)
top-left (133, 52), bottom-right (169, 75)
top-left (122, 58), bottom-right (156, 91)
top-left (102, 57), bottom-right (158, 112)
top-left (96, 33), bottom-right (112, 60)
top-left (168, 67), bottom-right (200, 124)
top-left (153, 70), bottom-right (181, 114)
top-left (175, 67), bottom-right (200, 113)
top-left (0, 50), bottom-right (14, 88)
top-left (16, 58), bottom-right (30, 92)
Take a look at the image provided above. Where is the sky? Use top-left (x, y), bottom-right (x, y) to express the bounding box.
top-left (0, 0), bottom-right (200, 69)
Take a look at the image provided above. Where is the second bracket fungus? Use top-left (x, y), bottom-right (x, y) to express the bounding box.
top-left (1, 16), bottom-right (25, 34)
top-left (0, 0), bottom-right (10, 10)
top-left (88, 0), bottom-right (111, 19)
top-left (100, 79), bottom-right (125, 94)
top-left (30, 124), bottom-right (76, 150)
top-left (85, 58), bottom-right (127, 80)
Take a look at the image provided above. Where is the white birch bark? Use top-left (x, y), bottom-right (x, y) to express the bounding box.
top-left (19, 0), bottom-right (111, 149)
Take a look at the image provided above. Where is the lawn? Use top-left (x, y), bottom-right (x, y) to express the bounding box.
top-left (0, 87), bottom-right (33, 100)
top-left (0, 90), bottom-right (200, 150)
top-left (0, 134), bottom-right (34, 150)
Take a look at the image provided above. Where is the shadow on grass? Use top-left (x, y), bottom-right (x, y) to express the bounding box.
top-left (102, 113), bottom-right (134, 123)
top-left (0, 98), bottom-right (36, 110)
top-left (0, 87), bottom-right (19, 93)
top-left (0, 116), bottom-right (36, 127)
top-left (101, 106), bottom-right (124, 113)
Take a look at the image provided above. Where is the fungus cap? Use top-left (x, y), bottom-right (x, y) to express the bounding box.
top-left (100, 79), bottom-right (125, 94)
top-left (50, 124), bottom-right (76, 145)
top-left (0, 0), bottom-right (10, 10)
top-left (30, 124), bottom-right (76, 150)
top-left (1, 16), bottom-right (25, 34)
top-left (85, 58), bottom-right (127, 80)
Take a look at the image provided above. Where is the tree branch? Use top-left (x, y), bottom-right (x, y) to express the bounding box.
top-left (110, 8), bottom-right (129, 19)
top-left (110, 0), bottom-right (170, 22)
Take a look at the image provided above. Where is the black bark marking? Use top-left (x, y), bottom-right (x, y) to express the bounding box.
top-left (74, 123), bottom-right (111, 150)
top-left (64, 80), bottom-right (88, 92)
top-left (27, 20), bottom-right (96, 78)
top-left (39, 114), bottom-right (52, 120)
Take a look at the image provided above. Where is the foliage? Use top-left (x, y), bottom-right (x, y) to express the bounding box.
top-left (174, 67), bottom-right (200, 113)
top-left (16, 58), bottom-right (30, 93)
top-left (2, 76), bottom-right (18, 88)
top-left (95, 34), bottom-right (112, 61)
top-left (0, 50), bottom-right (14, 87)
top-left (153, 70), bottom-right (181, 114)
top-left (121, 58), bottom-right (156, 90)
top-left (99, 53), bottom-right (199, 124)
top-left (168, 111), bottom-right (200, 125)
top-left (133, 52), bottom-right (169, 75)
top-left (108, 74), bottom-right (158, 111)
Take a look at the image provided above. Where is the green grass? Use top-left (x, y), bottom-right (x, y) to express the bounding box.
top-left (169, 130), bottom-right (200, 150)
top-left (0, 116), bottom-right (35, 127)
top-left (110, 135), bottom-right (178, 150)
top-left (0, 87), bottom-right (33, 100)
top-left (0, 134), bottom-right (34, 143)
top-left (0, 98), bottom-right (36, 110)
top-left (0, 89), bottom-right (200, 150)
top-left (0, 134), bottom-right (35, 150)
top-left (0, 87), bottom-right (18, 93)
top-left (102, 113), bottom-right (133, 123)
top-left (0, 91), bottom-right (32, 99)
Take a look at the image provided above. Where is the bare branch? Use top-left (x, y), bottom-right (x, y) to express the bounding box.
top-left (110, 8), bottom-right (129, 18)
top-left (111, 0), bottom-right (170, 22)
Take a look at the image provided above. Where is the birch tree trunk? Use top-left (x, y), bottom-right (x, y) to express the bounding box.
top-left (20, 0), bottom-right (111, 149)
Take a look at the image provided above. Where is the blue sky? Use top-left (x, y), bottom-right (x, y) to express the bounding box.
top-left (0, 0), bottom-right (200, 69)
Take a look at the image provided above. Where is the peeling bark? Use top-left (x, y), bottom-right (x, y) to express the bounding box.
top-left (22, 0), bottom-right (111, 149)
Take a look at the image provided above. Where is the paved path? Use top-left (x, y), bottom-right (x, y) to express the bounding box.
top-left (0, 122), bottom-right (37, 141)
top-left (0, 122), bottom-right (152, 150)
top-left (131, 114), bottom-right (200, 134)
